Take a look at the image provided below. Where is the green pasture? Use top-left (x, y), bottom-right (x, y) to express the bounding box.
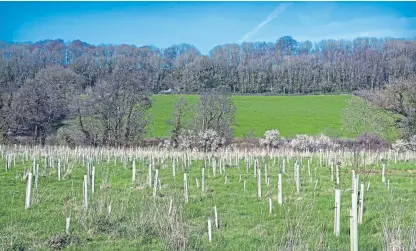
top-left (148, 94), bottom-right (351, 139)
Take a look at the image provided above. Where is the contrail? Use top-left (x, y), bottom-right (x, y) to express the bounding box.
top-left (239, 3), bottom-right (291, 43)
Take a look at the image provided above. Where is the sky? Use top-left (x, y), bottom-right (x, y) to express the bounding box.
top-left (0, 1), bottom-right (415, 54)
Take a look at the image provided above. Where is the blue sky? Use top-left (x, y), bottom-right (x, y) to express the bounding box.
top-left (0, 1), bottom-right (415, 54)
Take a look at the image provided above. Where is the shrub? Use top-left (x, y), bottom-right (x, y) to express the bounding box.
top-left (392, 139), bottom-right (408, 152)
top-left (407, 135), bottom-right (416, 151)
top-left (315, 133), bottom-right (339, 150)
top-left (290, 134), bottom-right (315, 151)
top-left (391, 135), bottom-right (416, 152)
top-left (198, 129), bottom-right (226, 152)
top-left (260, 129), bottom-right (281, 148)
top-left (289, 133), bottom-right (339, 151)
top-left (177, 130), bottom-right (198, 151)
top-left (176, 129), bottom-right (225, 152)
top-left (355, 132), bottom-right (390, 150)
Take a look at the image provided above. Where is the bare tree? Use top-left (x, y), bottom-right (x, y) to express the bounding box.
top-left (342, 96), bottom-right (397, 141)
top-left (168, 96), bottom-right (191, 148)
top-left (358, 76), bottom-right (416, 139)
top-left (74, 57), bottom-right (152, 147)
top-left (10, 66), bottom-right (82, 145)
top-left (0, 37), bottom-right (415, 142)
top-left (192, 87), bottom-right (236, 143)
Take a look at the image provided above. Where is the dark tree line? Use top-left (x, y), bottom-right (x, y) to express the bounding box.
top-left (1, 36), bottom-right (415, 94)
top-left (0, 36), bottom-right (415, 145)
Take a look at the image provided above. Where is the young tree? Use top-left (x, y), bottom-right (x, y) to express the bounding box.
top-left (342, 96), bottom-right (397, 142)
top-left (168, 96), bottom-right (191, 148)
top-left (192, 87), bottom-right (236, 143)
top-left (357, 76), bottom-right (416, 139)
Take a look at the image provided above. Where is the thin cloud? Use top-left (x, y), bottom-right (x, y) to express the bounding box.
top-left (239, 3), bottom-right (291, 43)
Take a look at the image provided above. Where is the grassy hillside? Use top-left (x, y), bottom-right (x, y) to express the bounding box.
top-left (147, 94), bottom-right (351, 138)
top-left (1, 149), bottom-right (415, 250)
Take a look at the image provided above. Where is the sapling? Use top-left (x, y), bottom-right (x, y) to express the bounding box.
top-left (184, 173), bottom-right (189, 203)
top-left (334, 189), bottom-right (341, 236)
top-left (358, 183), bottom-right (365, 224)
top-left (83, 175), bottom-right (88, 209)
top-left (58, 158), bottom-right (61, 181)
top-left (214, 206), bottom-right (219, 228)
top-left (153, 168), bottom-right (159, 198)
top-left (168, 198), bottom-right (173, 215)
top-left (132, 158), bottom-right (136, 183)
top-left (208, 218), bottom-right (212, 242)
top-left (91, 166), bottom-right (95, 194)
top-left (202, 167), bottom-right (205, 192)
top-left (257, 166), bottom-right (261, 198)
top-left (25, 172), bottom-right (33, 209)
top-left (148, 163), bottom-right (152, 187)
top-left (278, 173), bottom-right (283, 205)
top-left (350, 170), bottom-right (358, 251)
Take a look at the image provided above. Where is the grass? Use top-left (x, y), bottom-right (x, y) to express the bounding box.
top-left (147, 94), bottom-right (351, 138)
top-left (1, 147), bottom-right (415, 250)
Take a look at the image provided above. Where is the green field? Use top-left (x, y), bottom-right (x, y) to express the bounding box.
top-left (1, 149), bottom-right (415, 250)
top-left (147, 95), bottom-right (351, 138)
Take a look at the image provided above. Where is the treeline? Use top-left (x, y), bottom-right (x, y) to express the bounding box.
top-left (1, 36), bottom-right (415, 94)
top-left (0, 36), bottom-right (416, 145)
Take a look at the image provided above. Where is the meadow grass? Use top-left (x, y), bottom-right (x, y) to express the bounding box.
top-left (148, 95), bottom-right (351, 138)
top-left (1, 147), bottom-right (415, 250)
